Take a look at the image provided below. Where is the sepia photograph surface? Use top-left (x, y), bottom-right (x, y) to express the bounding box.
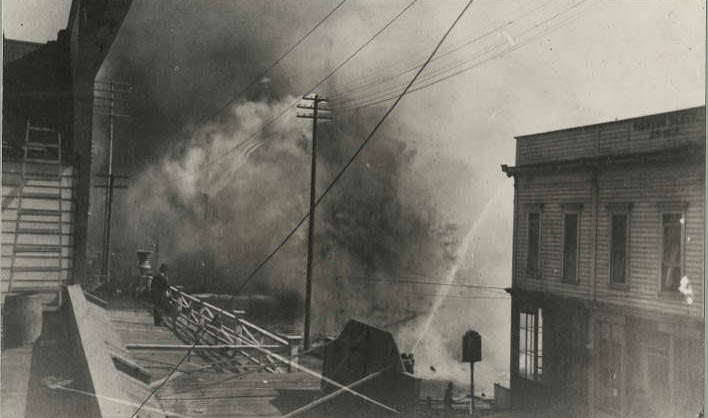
top-left (1, 1), bottom-right (705, 417)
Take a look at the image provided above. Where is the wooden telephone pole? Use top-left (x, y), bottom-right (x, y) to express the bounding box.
top-left (93, 79), bottom-right (131, 283)
top-left (296, 94), bottom-right (332, 350)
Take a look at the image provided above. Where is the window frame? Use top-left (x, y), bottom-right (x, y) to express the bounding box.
top-left (658, 203), bottom-right (687, 295)
top-left (607, 203), bottom-right (632, 288)
top-left (526, 211), bottom-right (542, 279)
top-left (518, 308), bottom-right (544, 382)
top-left (561, 204), bottom-right (582, 283)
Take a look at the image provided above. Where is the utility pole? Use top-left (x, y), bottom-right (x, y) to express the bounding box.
top-left (296, 94), bottom-right (332, 350)
top-left (93, 79), bottom-right (131, 284)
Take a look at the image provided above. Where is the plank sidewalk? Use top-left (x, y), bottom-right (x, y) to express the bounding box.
top-left (106, 297), bottom-right (321, 418)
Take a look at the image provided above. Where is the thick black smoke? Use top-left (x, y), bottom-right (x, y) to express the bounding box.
top-left (98, 0), bottom-right (463, 295)
top-left (95, 0), bottom-right (511, 392)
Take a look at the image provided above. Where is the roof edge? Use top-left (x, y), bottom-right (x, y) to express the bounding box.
top-left (3, 37), bottom-right (46, 47)
top-left (514, 105), bottom-right (706, 141)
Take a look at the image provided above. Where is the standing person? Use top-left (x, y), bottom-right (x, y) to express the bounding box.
top-left (444, 381), bottom-right (454, 417)
top-left (151, 264), bottom-right (169, 325)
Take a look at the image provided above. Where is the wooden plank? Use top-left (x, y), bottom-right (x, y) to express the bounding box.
top-left (66, 285), bottom-right (165, 417)
top-left (126, 343), bottom-right (282, 350)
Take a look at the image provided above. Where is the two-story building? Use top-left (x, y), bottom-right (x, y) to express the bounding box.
top-left (501, 106), bottom-right (705, 417)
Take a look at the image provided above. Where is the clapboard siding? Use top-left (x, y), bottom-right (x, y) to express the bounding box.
top-left (517, 106), bottom-right (705, 166)
top-left (514, 171), bottom-right (594, 300)
top-left (510, 108), bottom-right (705, 321)
top-left (513, 161), bottom-right (704, 318)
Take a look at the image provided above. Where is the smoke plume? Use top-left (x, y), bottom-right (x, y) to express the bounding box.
top-left (96, 0), bottom-right (514, 394)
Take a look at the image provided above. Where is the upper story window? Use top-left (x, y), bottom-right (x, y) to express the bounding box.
top-left (527, 212), bottom-right (541, 278)
top-left (661, 213), bottom-right (684, 292)
top-left (562, 207), bottom-right (581, 282)
top-left (607, 204), bottom-right (632, 285)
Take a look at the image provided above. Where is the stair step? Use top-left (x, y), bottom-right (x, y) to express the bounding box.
top-left (27, 126), bottom-right (58, 133)
top-left (25, 158), bottom-right (61, 165)
top-left (6, 266), bottom-right (63, 272)
top-left (19, 174), bottom-right (62, 182)
top-left (18, 209), bottom-right (62, 216)
top-left (3, 285), bottom-right (63, 290)
top-left (3, 182), bottom-right (70, 190)
top-left (14, 245), bottom-right (62, 253)
top-left (24, 143), bottom-right (60, 150)
top-left (21, 192), bottom-right (61, 200)
top-left (2, 254), bottom-right (64, 259)
top-left (14, 228), bottom-right (62, 235)
top-left (16, 172), bottom-right (72, 179)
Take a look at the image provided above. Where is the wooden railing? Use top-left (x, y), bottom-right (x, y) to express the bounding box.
top-left (166, 286), bottom-right (302, 373)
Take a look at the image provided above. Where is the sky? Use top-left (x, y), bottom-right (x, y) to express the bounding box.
top-left (2, 0), bottom-right (72, 41)
top-left (4, 0), bottom-right (705, 392)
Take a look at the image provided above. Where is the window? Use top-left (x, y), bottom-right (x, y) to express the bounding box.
top-left (610, 214), bottom-right (629, 284)
top-left (519, 309), bottom-right (543, 381)
top-left (595, 321), bottom-right (623, 413)
top-left (527, 213), bottom-right (541, 278)
top-left (661, 213), bottom-right (683, 292)
top-left (563, 212), bottom-right (580, 282)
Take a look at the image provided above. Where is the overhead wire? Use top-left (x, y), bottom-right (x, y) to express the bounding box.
top-left (331, 0), bottom-right (595, 112)
top-left (325, 0), bottom-right (557, 102)
top-left (127, 2), bottom-right (590, 405)
top-left (143, 0), bottom-right (419, 190)
top-left (167, 0), bottom-right (478, 397)
top-left (330, 0), bottom-right (592, 108)
top-left (128, 1), bottom-right (427, 415)
top-left (335, 275), bottom-right (507, 291)
top-left (191, 0), bottom-right (350, 129)
top-left (137, 0), bottom-right (591, 200)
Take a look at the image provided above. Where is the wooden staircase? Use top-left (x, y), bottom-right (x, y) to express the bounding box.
top-left (2, 121), bottom-right (74, 309)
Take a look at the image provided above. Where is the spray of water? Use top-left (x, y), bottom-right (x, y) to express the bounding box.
top-left (411, 192), bottom-right (499, 351)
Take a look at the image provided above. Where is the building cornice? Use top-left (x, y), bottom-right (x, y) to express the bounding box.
top-left (501, 144), bottom-right (705, 178)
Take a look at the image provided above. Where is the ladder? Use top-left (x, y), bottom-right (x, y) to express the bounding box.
top-left (6, 120), bottom-right (66, 308)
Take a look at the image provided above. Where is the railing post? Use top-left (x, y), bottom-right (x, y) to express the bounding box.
top-left (285, 335), bottom-right (302, 373)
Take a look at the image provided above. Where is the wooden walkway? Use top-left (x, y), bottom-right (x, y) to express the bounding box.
top-left (107, 298), bottom-right (321, 418)
top-left (1, 310), bottom-right (92, 418)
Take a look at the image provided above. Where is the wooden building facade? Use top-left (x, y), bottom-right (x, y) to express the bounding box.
top-left (501, 106), bottom-right (705, 417)
top-left (1, 0), bottom-right (134, 304)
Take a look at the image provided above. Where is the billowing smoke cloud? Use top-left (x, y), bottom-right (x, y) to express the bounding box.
top-left (96, 0), bottom-right (514, 395)
top-left (118, 96), bottom-right (311, 293)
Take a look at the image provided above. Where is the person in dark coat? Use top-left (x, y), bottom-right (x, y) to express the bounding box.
top-left (151, 264), bottom-right (169, 325)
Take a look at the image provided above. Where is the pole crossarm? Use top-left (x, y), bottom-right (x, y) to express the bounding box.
top-left (96, 174), bottom-right (130, 179)
top-left (296, 113), bottom-right (334, 120)
top-left (296, 104), bottom-right (331, 111)
top-left (302, 94), bottom-right (329, 102)
top-left (93, 111), bottom-right (131, 119)
top-left (93, 184), bottom-right (128, 189)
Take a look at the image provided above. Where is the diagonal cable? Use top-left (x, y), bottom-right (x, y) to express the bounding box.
top-left (191, 0), bottom-right (349, 129)
top-left (129, 0), bottom-right (474, 415)
top-left (150, 0), bottom-right (419, 189)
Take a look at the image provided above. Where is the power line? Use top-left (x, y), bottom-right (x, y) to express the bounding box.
top-left (330, 0), bottom-right (592, 109)
top-left (402, 293), bottom-right (510, 300)
top-left (336, 275), bottom-right (507, 291)
top-left (143, 0), bottom-right (419, 190)
top-left (149, 0), bottom-right (590, 197)
top-left (192, 0), bottom-right (349, 128)
top-left (128, 2), bottom-right (429, 414)
top-left (331, 0), bottom-right (594, 112)
top-left (326, 0), bottom-right (557, 102)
